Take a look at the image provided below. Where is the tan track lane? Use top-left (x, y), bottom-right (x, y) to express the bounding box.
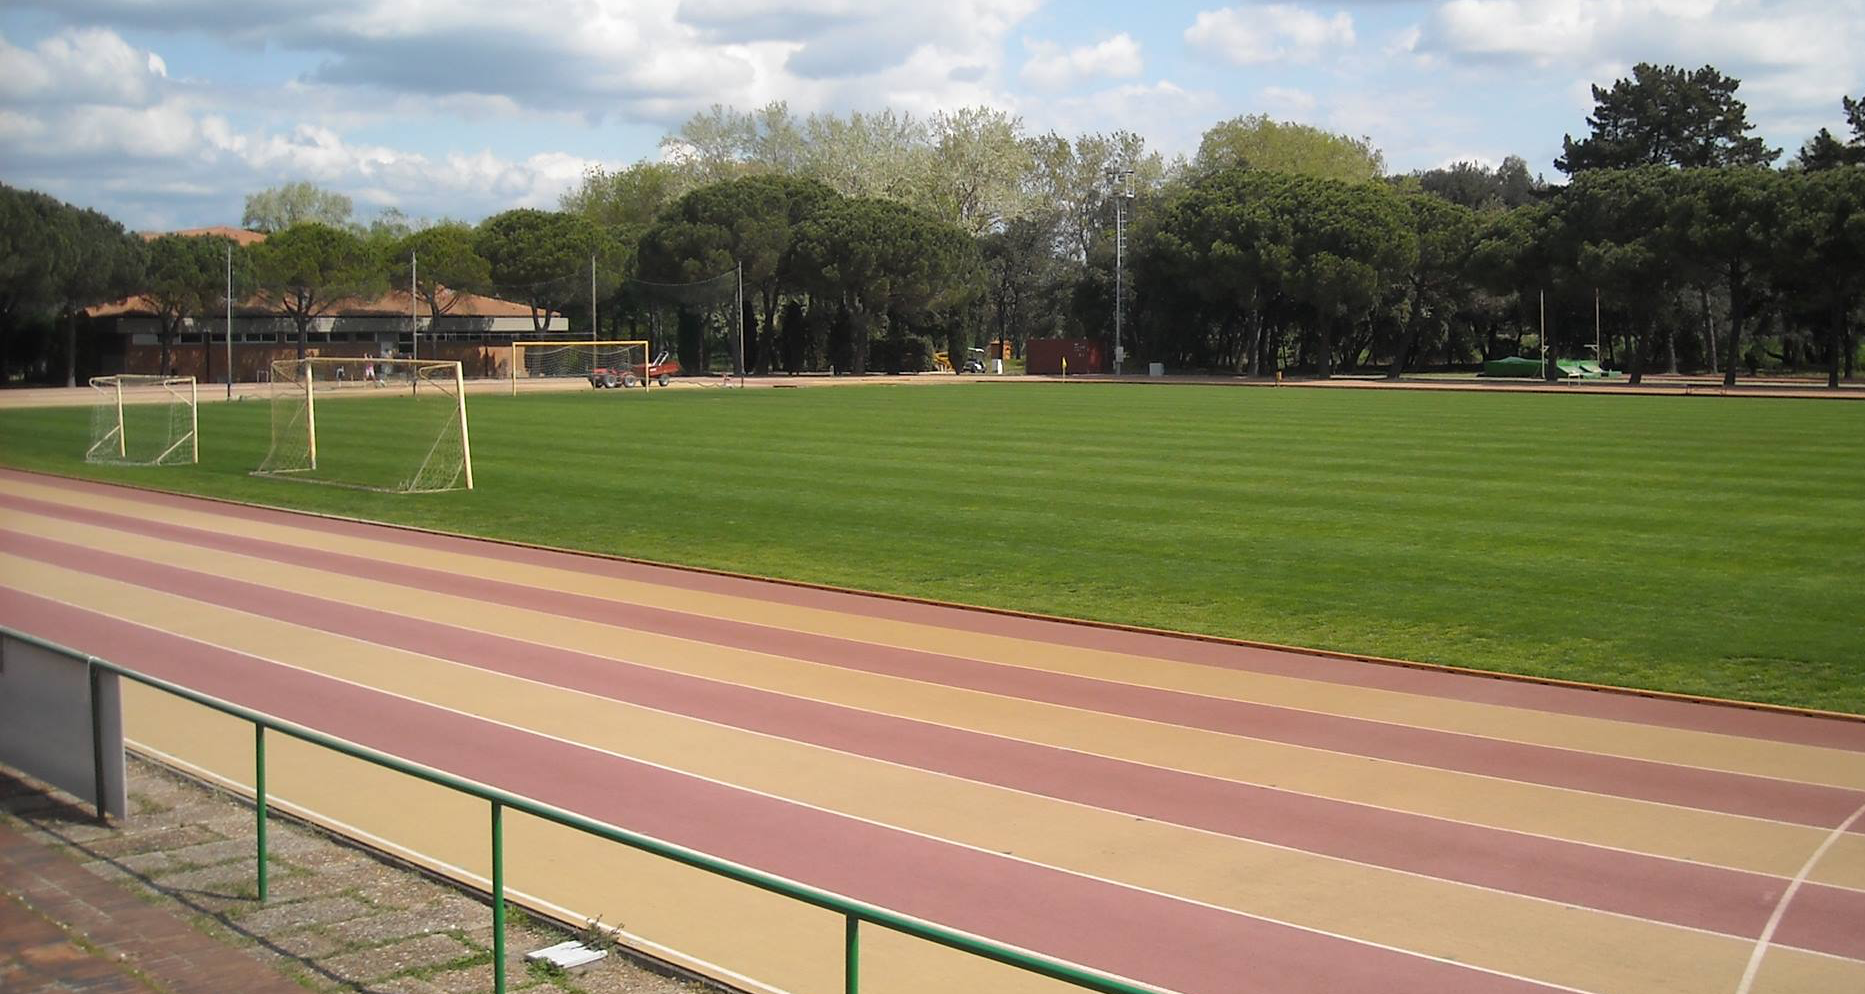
top-left (2, 475), bottom-right (1857, 793)
top-left (7, 558), bottom-right (1865, 994)
top-left (6, 510), bottom-right (1863, 892)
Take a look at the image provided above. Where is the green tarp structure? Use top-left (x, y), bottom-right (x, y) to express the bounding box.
top-left (1480, 356), bottom-right (1544, 378)
top-left (1480, 357), bottom-right (1618, 379)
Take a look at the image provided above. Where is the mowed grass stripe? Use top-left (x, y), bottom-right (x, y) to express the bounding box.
top-left (1, 383), bottom-right (1859, 712)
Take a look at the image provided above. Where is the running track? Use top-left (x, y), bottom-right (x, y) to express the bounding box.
top-left (1, 468), bottom-right (1861, 994)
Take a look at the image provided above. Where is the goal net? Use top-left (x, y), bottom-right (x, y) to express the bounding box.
top-left (86, 375), bottom-right (198, 466)
top-left (255, 358), bottom-right (473, 493)
top-left (510, 340), bottom-right (651, 394)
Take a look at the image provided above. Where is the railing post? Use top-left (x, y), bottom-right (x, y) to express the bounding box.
top-left (254, 723), bottom-right (268, 902)
top-left (87, 659), bottom-right (107, 825)
top-left (845, 913), bottom-right (860, 994)
top-left (491, 800), bottom-right (506, 994)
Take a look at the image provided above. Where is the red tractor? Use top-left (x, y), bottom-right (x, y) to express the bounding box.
top-left (589, 351), bottom-right (680, 388)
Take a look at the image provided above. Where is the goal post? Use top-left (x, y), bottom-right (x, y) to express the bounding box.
top-left (254, 358), bottom-right (472, 493)
top-left (85, 375), bottom-right (198, 466)
top-left (510, 340), bottom-right (652, 395)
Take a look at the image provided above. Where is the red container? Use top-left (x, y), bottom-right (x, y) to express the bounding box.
top-left (1024, 338), bottom-right (1105, 375)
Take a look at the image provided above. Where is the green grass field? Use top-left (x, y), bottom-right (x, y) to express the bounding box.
top-left (3, 382), bottom-right (1860, 713)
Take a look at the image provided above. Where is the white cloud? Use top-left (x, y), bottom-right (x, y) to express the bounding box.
top-left (1184, 4), bottom-right (1355, 66)
top-left (1261, 85), bottom-right (1318, 117)
top-left (1020, 33), bottom-right (1144, 90)
top-left (1031, 80), bottom-right (1220, 159)
top-left (0, 27), bottom-right (171, 107)
top-left (1415, 0), bottom-right (1863, 157)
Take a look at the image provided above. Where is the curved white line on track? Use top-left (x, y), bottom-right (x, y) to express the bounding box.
top-left (28, 588), bottom-right (1605, 994)
top-left (1734, 801), bottom-right (1865, 994)
top-left (1, 519), bottom-right (1850, 840)
top-left (8, 481), bottom-right (1858, 789)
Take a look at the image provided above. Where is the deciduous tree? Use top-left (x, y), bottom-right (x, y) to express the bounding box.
top-left (242, 181), bottom-right (354, 233)
top-left (1193, 115), bottom-right (1385, 182)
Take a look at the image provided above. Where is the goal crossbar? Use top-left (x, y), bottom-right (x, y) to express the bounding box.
top-left (510, 340), bottom-right (652, 395)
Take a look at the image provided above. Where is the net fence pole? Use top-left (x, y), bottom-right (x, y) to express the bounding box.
top-left (590, 254), bottom-right (598, 344)
top-left (190, 377), bottom-right (199, 463)
top-left (737, 260), bottom-right (744, 386)
top-left (225, 243), bottom-right (234, 400)
top-left (115, 379), bottom-right (126, 457)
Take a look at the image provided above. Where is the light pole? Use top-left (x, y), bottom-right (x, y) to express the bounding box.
top-left (1105, 168), bottom-right (1134, 376)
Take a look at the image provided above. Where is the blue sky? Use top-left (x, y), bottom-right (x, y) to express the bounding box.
top-left (1, 0), bottom-right (1859, 230)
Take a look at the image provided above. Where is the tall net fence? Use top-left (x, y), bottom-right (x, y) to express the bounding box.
top-left (510, 341), bottom-right (650, 392)
top-left (621, 270), bottom-right (741, 377)
top-left (86, 375), bottom-right (197, 466)
top-left (255, 358), bottom-right (472, 493)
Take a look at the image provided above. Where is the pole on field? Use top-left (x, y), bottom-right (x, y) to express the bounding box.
top-left (225, 243), bottom-right (234, 400)
top-left (411, 251), bottom-right (419, 362)
top-left (736, 260), bottom-right (744, 386)
top-left (591, 254), bottom-right (598, 344)
top-left (190, 378), bottom-right (199, 463)
top-left (1594, 287), bottom-right (1601, 368)
top-left (1106, 168), bottom-right (1134, 376)
top-left (1539, 289), bottom-right (1547, 380)
top-left (115, 378), bottom-right (126, 457)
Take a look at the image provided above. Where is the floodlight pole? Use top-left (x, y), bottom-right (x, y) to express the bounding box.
top-left (225, 243), bottom-right (234, 399)
top-left (1106, 168), bottom-right (1134, 376)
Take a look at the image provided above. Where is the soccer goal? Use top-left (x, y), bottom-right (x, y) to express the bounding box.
top-left (255, 358), bottom-right (473, 493)
top-left (86, 375), bottom-right (198, 466)
top-left (510, 340), bottom-right (652, 395)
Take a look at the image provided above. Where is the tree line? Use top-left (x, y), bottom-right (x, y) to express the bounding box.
top-left (1, 63), bottom-right (1860, 386)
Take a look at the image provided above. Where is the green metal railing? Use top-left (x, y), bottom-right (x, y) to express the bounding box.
top-left (6, 626), bottom-right (1160, 994)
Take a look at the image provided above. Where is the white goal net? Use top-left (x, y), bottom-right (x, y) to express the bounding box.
top-left (255, 358), bottom-right (473, 493)
top-left (86, 375), bottom-right (198, 466)
top-left (511, 340), bottom-right (651, 394)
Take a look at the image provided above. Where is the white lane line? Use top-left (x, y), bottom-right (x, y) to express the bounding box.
top-left (1734, 801), bottom-right (1865, 994)
top-left (40, 592), bottom-right (1603, 994)
top-left (6, 551), bottom-right (1865, 920)
top-left (1, 520), bottom-right (1852, 844)
top-left (7, 492), bottom-right (1857, 794)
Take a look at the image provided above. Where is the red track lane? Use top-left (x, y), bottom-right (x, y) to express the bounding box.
top-left (0, 588), bottom-right (1580, 994)
top-left (12, 469), bottom-right (1857, 752)
top-left (5, 491), bottom-right (1858, 835)
top-left (6, 531), bottom-right (1862, 961)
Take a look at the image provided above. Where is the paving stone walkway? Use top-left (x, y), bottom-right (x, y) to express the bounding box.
top-left (1, 758), bottom-right (711, 994)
